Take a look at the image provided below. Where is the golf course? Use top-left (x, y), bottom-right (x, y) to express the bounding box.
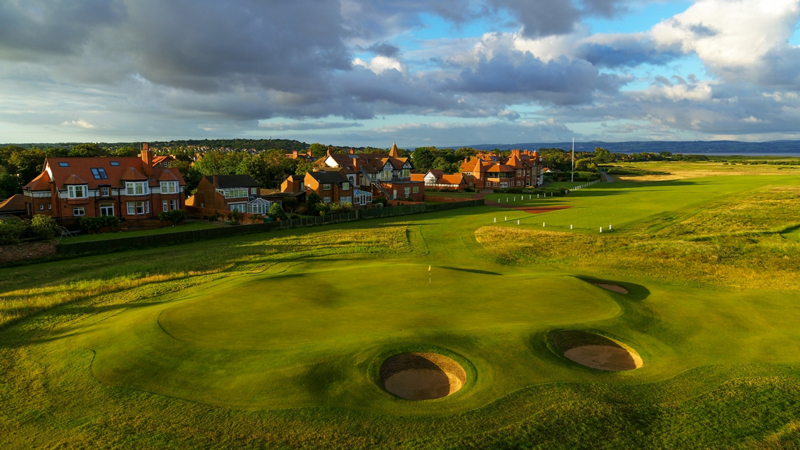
top-left (3, 163), bottom-right (800, 448)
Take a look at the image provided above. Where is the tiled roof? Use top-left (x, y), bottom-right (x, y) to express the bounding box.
top-left (24, 171), bottom-right (51, 191)
top-left (0, 194), bottom-right (25, 213)
top-left (440, 174), bottom-right (465, 184)
top-left (32, 156), bottom-right (185, 190)
top-left (307, 170), bottom-right (348, 184)
top-left (410, 174), bottom-right (425, 182)
top-left (487, 164), bottom-right (514, 172)
top-left (158, 170), bottom-right (179, 181)
top-left (427, 169), bottom-right (444, 178)
top-left (204, 175), bottom-right (260, 188)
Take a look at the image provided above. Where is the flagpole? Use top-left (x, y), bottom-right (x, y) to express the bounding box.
top-left (571, 138), bottom-right (575, 183)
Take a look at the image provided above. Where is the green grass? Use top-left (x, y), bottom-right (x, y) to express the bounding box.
top-left (65, 221), bottom-right (219, 242)
top-left (3, 171), bottom-right (800, 448)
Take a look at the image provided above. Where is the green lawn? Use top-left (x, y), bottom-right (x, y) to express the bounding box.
top-left (3, 172), bottom-right (800, 448)
top-left (65, 221), bottom-right (219, 242)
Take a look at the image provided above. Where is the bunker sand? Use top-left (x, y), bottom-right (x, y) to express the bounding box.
top-left (380, 353), bottom-right (467, 400)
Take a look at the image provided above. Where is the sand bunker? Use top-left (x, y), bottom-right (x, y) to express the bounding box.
top-left (551, 331), bottom-right (642, 372)
top-left (380, 352), bottom-right (467, 400)
top-left (592, 282), bottom-right (629, 294)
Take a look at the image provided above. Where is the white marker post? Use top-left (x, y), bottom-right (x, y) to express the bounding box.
top-left (494, 217), bottom-right (496, 223)
top-left (609, 224), bottom-right (612, 230)
top-left (570, 224), bottom-right (573, 230)
top-left (517, 220), bottom-right (520, 225)
top-left (600, 227), bottom-right (603, 233)
top-left (505, 216), bottom-right (507, 221)
top-left (543, 222), bottom-right (546, 227)
top-left (429, 265), bottom-right (432, 286)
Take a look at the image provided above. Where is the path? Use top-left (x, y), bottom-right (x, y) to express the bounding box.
top-left (601, 171), bottom-right (613, 183)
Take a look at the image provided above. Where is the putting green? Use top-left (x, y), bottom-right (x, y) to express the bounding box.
top-left (80, 266), bottom-right (620, 409)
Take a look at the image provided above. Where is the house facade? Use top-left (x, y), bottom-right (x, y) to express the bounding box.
top-left (315, 143), bottom-right (424, 202)
top-left (414, 170), bottom-right (467, 191)
top-left (187, 174), bottom-right (271, 215)
top-left (22, 144), bottom-right (186, 224)
top-left (460, 149), bottom-right (543, 190)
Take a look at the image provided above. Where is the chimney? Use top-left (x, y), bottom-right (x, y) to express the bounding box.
top-left (326, 148), bottom-right (332, 157)
top-left (307, 148), bottom-right (312, 156)
top-left (464, 157), bottom-right (469, 163)
top-left (350, 148), bottom-right (355, 155)
top-left (512, 149), bottom-right (520, 158)
top-left (213, 175), bottom-right (219, 188)
top-left (141, 143), bottom-right (153, 176)
top-left (292, 150), bottom-right (299, 158)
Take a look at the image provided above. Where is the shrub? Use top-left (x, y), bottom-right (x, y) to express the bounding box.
top-left (295, 205), bottom-right (308, 215)
top-left (373, 197), bottom-right (388, 206)
top-left (464, 187), bottom-right (477, 193)
top-left (0, 217), bottom-right (28, 245)
top-left (227, 210), bottom-right (244, 223)
top-left (30, 215), bottom-right (60, 240)
top-left (268, 202), bottom-right (288, 220)
top-left (79, 215), bottom-right (119, 232)
top-left (158, 209), bottom-right (188, 225)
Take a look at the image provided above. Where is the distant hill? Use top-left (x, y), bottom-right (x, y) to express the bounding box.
top-left (459, 141), bottom-right (800, 155)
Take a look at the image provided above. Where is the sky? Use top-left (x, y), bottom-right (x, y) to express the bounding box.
top-left (1, 0), bottom-right (800, 148)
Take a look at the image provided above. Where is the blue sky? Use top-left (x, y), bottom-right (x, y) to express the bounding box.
top-left (1, 0), bottom-right (799, 147)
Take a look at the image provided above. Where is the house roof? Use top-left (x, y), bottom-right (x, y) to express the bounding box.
top-left (24, 171), bottom-right (51, 191)
top-left (307, 170), bottom-right (349, 184)
top-left (427, 169), bottom-right (444, 178)
top-left (25, 156), bottom-right (185, 191)
top-left (487, 164), bottom-right (514, 172)
top-left (0, 194), bottom-right (26, 213)
top-left (204, 174), bottom-right (260, 188)
top-left (441, 174), bottom-right (465, 185)
top-left (410, 174), bottom-right (425, 182)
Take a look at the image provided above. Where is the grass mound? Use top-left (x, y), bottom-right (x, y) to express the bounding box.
top-left (551, 330), bottom-right (642, 372)
top-left (380, 352), bottom-right (467, 400)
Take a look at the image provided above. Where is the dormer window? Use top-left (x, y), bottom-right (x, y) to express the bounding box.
top-left (67, 185), bottom-right (88, 198)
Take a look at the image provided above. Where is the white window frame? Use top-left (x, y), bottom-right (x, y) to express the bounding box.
top-left (404, 187), bottom-right (411, 196)
top-left (101, 187), bottom-right (110, 196)
top-left (251, 188), bottom-right (257, 195)
top-left (161, 181), bottom-right (179, 194)
top-left (67, 185), bottom-right (88, 198)
top-left (100, 204), bottom-right (114, 216)
top-left (136, 201), bottom-right (145, 215)
top-left (323, 196), bottom-right (331, 203)
top-left (322, 183), bottom-right (331, 191)
top-left (412, 186), bottom-right (419, 194)
top-left (170, 199), bottom-right (177, 210)
top-left (342, 182), bottom-right (349, 191)
top-left (127, 202), bottom-right (135, 215)
top-left (73, 206), bottom-right (85, 216)
top-left (162, 200), bottom-right (169, 212)
top-left (126, 181), bottom-right (148, 196)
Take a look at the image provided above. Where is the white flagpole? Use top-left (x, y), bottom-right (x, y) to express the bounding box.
top-left (571, 138), bottom-right (575, 183)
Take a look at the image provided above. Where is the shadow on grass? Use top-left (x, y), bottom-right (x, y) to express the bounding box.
top-left (440, 266), bottom-right (502, 276)
top-left (575, 276), bottom-right (651, 301)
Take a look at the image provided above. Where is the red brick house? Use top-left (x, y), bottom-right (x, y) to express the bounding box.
top-left (316, 143), bottom-right (424, 202)
top-left (460, 149), bottom-right (543, 190)
top-left (22, 144), bottom-right (186, 225)
top-left (186, 174), bottom-right (271, 215)
top-left (418, 170), bottom-right (467, 191)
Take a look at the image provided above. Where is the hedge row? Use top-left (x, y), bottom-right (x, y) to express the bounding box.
top-left (57, 199), bottom-right (485, 256)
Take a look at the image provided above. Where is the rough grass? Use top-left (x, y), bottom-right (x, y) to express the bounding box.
top-left (3, 173), bottom-right (800, 449)
top-left (476, 185), bottom-right (800, 290)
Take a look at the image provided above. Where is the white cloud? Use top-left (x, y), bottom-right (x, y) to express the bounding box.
top-left (352, 56), bottom-right (407, 74)
top-left (651, 0), bottom-right (800, 77)
top-left (61, 119), bottom-right (96, 129)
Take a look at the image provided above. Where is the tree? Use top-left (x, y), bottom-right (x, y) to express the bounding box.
top-left (308, 143), bottom-right (328, 159)
top-left (115, 146), bottom-right (140, 157)
top-left (173, 161), bottom-right (203, 194)
top-left (575, 158), bottom-right (597, 172)
top-left (8, 149), bottom-right (46, 188)
top-left (306, 191), bottom-right (321, 215)
top-left (69, 143), bottom-right (107, 157)
top-left (295, 160), bottom-right (315, 176)
top-left (268, 202), bottom-right (288, 220)
top-left (411, 147), bottom-right (436, 172)
top-left (0, 170), bottom-right (18, 198)
top-left (593, 147), bottom-right (614, 164)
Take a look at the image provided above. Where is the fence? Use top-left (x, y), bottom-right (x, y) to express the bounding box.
top-left (569, 178), bottom-right (602, 192)
top-left (56, 199), bottom-right (485, 256)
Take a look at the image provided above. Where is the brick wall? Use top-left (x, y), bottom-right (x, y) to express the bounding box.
top-left (0, 240), bottom-right (58, 264)
top-left (185, 205), bottom-right (265, 224)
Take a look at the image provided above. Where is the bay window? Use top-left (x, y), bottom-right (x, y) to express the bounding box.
top-left (125, 181), bottom-right (148, 195)
top-left (67, 185), bottom-right (88, 198)
top-left (161, 181), bottom-right (179, 194)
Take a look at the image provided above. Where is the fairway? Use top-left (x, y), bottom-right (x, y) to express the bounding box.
top-left (3, 168), bottom-right (800, 448)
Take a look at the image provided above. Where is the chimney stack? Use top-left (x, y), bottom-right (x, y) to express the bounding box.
top-left (141, 143), bottom-right (154, 176)
top-left (213, 175), bottom-right (219, 187)
top-left (350, 148), bottom-right (355, 155)
top-left (292, 150), bottom-right (299, 158)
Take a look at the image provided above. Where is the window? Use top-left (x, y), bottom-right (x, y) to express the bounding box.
top-left (412, 186), bottom-right (419, 194)
top-left (230, 203), bottom-right (246, 213)
top-left (169, 199), bottom-right (177, 210)
top-left (101, 187), bottom-right (110, 196)
top-left (125, 181), bottom-right (148, 195)
top-left (110, 161), bottom-right (120, 166)
top-left (100, 204), bottom-right (114, 216)
top-left (404, 187), bottom-right (411, 196)
top-left (127, 202), bottom-right (135, 215)
top-left (161, 181), bottom-right (179, 194)
top-left (517, 170), bottom-right (522, 176)
top-left (342, 182), bottom-right (349, 191)
top-left (48, 204), bottom-right (51, 210)
top-left (39, 204), bottom-right (44, 210)
top-left (163, 200), bottom-right (169, 212)
top-left (67, 185), bottom-right (88, 198)
top-left (137, 201), bottom-right (146, 215)
top-left (322, 184), bottom-right (331, 191)
top-left (59, 162), bottom-right (69, 167)
top-left (402, 169), bottom-right (411, 178)
top-left (251, 188), bottom-right (257, 195)
top-left (91, 168), bottom-right (108, 179)
top-left (517, 181), bottom-right (521, 186)
top-left (73, 206), bottom-right (85, 216)
top-left (323, 196), bottom-right (331, 203)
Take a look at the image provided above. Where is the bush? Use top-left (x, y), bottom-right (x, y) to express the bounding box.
top-left (295, 205), bottom-right (308, 215)
top-left (158, 209), bottom-right (188, 224)
top-left (464, 187), bottom-right (477, 193)
top-left (373, 197), bottom-right (388, 206)
top-left (79, 215), bottom-right (119, 232)
top-left (227, 210), bottom-right (244, 223)
top-left (268, 202), bottom-right (288, 220)
top-left (0, 217), bottom-right (29, 245)
top-left (30, 215), bottom-right (60, 240)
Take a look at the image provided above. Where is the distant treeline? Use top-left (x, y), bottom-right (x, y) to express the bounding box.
top-left (464, 140), bottom-right (800, 155)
